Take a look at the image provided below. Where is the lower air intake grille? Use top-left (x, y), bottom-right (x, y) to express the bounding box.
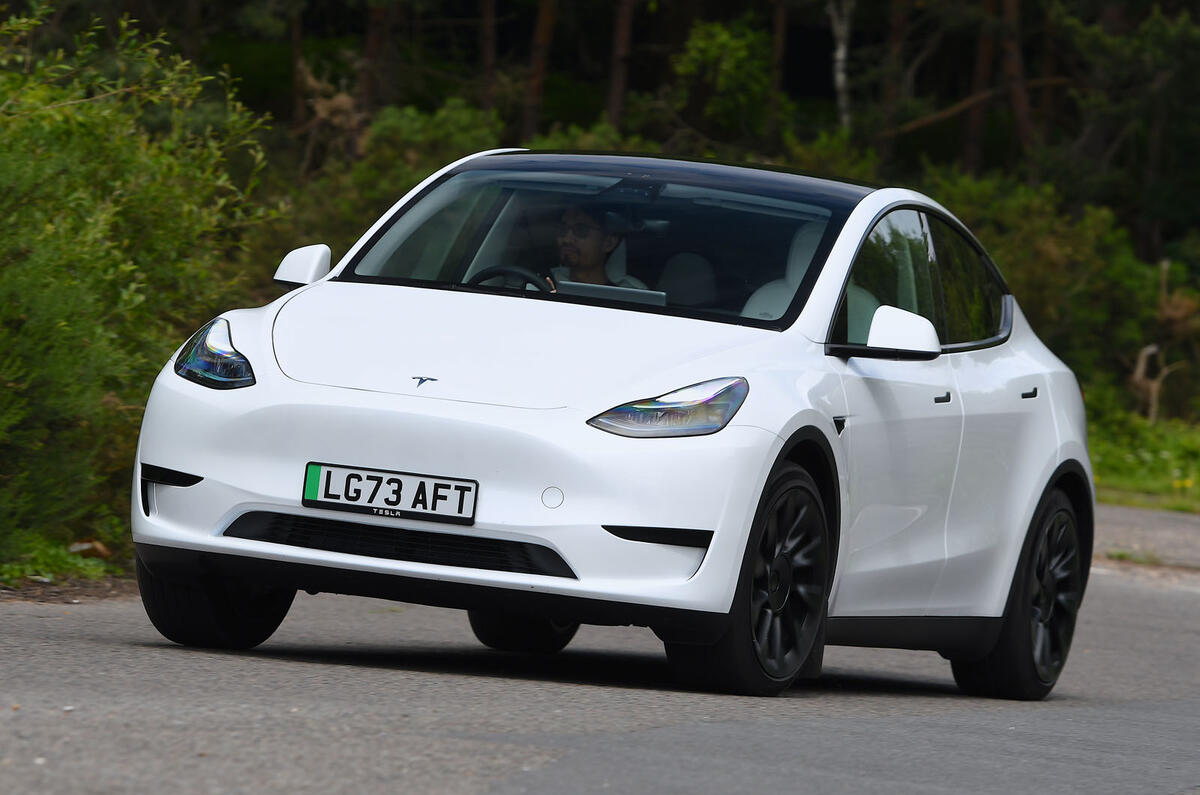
top-left (224, 512), bottom-right (576, 579)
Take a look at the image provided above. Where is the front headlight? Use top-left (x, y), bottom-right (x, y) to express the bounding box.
top-left (174, 318), bottom-right (256, 389)
top-left (587, 377), bottom-right (749, 438)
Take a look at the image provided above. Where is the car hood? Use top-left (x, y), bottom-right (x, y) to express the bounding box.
top-left (271, 282), bottom-right (770, 410)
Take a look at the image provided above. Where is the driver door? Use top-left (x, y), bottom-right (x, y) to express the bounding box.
top-left (826, 209), bottom-right (963, 617)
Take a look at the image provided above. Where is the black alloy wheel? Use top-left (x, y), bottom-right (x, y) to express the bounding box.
top-left (666, 464), bottom-right (830, 696)
top-left (1028, 503), bottom-right (1084, 684)
top-left (952, 489), bottom-right (1085, 700)
top-left (750, 470), bottom-right (829, 679)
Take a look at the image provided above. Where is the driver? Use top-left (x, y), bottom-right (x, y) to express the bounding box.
top-left (548, 205), bottom-right (637, 288)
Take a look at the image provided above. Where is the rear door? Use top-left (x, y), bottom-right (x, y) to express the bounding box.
top-left (923, 215), bottom-right (1058, 615)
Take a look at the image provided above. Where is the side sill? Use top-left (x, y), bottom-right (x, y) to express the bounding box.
top-left (134, 544), bottom-right (729, 644)
top-left (826, 616), bottom-right (1002, 660)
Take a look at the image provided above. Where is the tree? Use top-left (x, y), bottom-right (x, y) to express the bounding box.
top-left (826, 0), bottom-right (855, 131)
top-left (1000, 0), bottom-right (1037, 153)
top-left (606, 0), bottom-right (637, 129)
top-left (480, 0), bottom-right (497, 110)
top-left (522, 0), bottom-right (557, 140)
top-left (963, 0), bottom-right (998, 172)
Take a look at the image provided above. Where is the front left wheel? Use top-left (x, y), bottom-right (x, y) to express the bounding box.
top-left (136, 555), bottom-right (295, 650)
top-left (666, 463), bottom-right (830, 696)
top-left (468, 608), bottom-right (580, 654)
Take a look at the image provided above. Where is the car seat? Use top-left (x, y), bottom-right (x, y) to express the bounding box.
top-left (740, 222), bottom-right (826, 320)
top-left (657, 252), bottom-right (717, 307)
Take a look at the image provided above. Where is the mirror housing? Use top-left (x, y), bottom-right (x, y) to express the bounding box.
top-left (274, 244), bottom-right (331, 288)
top-left (825, 305), bottom-right (942, 361)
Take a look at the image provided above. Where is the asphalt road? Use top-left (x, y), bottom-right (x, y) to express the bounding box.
top-left (3, 565), bottom-right (1199, 794)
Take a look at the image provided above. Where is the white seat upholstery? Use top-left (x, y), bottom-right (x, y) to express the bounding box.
top-left (604, 241), bottom-right (648, 289)
top-left (845, 282), bottom-right (881, 344)
top-left (741, 222), bottom-right (826, 319)
top-left (657, 252), bottom-right (717, 307)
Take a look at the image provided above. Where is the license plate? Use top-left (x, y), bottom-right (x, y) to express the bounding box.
top-left (302, 462), bottom-right (478, 525)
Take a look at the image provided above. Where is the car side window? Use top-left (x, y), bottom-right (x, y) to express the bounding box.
top-left (832, 209), bottom-right (942, 345)
top-left (927, 215), bottom-right (1005, 344)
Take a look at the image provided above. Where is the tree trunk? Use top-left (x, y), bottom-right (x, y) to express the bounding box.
top-left (826, 0), bottom-right (855, 132)
top-left (522, 0), bottom-right (557, 141)
top-left (606, 0), bottom-right (636, 129)
top-left (878, 0), bottom-right (909, 161)
top-left (963, 0), bottom-right (998, 172)
top-left (1140, 75), bottom-right (1170, 261)
top-left (360, 4), bottom-right (390, 114)
top-left (768, 0), bottom-right (787, 138)
top-left (480, 0), bottom-right (496, 110)
top-left (290, 10), bottom-right (306, 127)
top-left (1038, 10), bottom-right (1055, 139)
top-left (1000, 0), bottom-right (1037, 152)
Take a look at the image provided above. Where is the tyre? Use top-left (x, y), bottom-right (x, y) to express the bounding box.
top-left (136, 554), bottom-right (295, 650)
top-left (952, 488), bottom-right (1084, 700)
top-left (666, 463), bottom-right (830, 696)
top-left (468, 609), bottom-right (580, 654)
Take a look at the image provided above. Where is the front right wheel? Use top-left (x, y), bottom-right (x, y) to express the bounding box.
top-left (952, 489), bottom-right (1084, 700)
top-left (136, 554), bottom-right (295, 650)
top-left (666, 463), bottom-right (830, 696)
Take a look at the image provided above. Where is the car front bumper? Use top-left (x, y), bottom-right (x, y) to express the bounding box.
top-left (132, 366), bottom-right (782, 621)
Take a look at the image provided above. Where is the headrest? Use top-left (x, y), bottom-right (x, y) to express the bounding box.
top-left (660, 252), bottom-right (717, 307)
top-left (785, 222), bottom-right (827, 285)
top-left (605, 240), bottom-right (628, 283)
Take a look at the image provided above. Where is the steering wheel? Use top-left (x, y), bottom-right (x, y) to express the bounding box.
top-left (465, 265), bottom-right (552, 292)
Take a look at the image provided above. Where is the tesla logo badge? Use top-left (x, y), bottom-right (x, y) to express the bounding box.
top-left (412, 376), bottom-right (438, 387)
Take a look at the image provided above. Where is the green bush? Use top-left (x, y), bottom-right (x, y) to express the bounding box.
top-left (0, 13), bottom-right (272, 562)
top-left (252, 98), bottom-right (504, 262)
top-left (922, 167), bottom-right (1156, 387)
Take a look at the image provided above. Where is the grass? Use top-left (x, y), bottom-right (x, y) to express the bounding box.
top-left (0, 536), bottom-right (110, 587)
top-left (1104, 548), bottom-right (1165, 566)
top-left (1089, 409), bottom-right (1200, 514)
top-left (1095, 485), bottom-right (1200, 514)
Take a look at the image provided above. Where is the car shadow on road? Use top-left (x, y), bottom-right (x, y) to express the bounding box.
top-left (137, 639), bottom-right (962, 698)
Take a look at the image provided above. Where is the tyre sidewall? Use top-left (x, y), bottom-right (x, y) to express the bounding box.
top-left (717, 463), bottom-right (830, 695)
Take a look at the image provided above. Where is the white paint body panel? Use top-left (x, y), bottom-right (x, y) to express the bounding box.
top-left (134, 155), bottom-right (1093, 629)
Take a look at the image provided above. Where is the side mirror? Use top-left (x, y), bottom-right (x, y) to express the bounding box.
top-left (825, 305), bottom-right (942, 361)
top-left (866, 305), bottom-right (940, 354)
top-left (274, 244), bottom-right (331, 288)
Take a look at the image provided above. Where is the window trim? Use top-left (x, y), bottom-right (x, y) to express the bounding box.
top-left (823, 201), bottom-right (1013, 355)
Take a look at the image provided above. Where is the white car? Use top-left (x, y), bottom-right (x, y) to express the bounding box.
top-left (133, 150), bottom-right (1092, 697)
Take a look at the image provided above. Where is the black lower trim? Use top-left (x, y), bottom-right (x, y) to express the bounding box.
top-left (602, 525), bottom-right (713, 549)
top-left (826, 616), bottom-right (1002, 660)
top-left (141, 463), bottom-right (203, 487)
top-left (134, 544), bottom-right (729, 642)
top-left (224, 511), bottom-right (576, 579)
top-left (824, 342), bottom-right (940, 361)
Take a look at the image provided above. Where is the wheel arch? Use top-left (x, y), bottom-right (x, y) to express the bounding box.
top-left (777, 426), bottom-right (841, 583)
top-left (1048, 459), bottom-right (1095, 587)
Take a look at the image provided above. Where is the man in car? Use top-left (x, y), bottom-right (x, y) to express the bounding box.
top-left (549, 204), bottom-right (642, 288)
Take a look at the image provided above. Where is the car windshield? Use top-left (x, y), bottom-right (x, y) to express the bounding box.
top-left (339, 166), bottom-right (850, 326)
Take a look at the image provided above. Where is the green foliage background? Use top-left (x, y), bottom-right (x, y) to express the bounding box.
top-left (2, 5), bottom-right (1199, 581)
top-left (0, 14), bottom-right (273, 569)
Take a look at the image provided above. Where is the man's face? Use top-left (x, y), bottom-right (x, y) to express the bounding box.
top-left (557, 207), bottom-right (617, 274)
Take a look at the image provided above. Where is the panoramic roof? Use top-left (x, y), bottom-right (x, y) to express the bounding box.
top-left (454, 152), bottom-right (875, 214)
